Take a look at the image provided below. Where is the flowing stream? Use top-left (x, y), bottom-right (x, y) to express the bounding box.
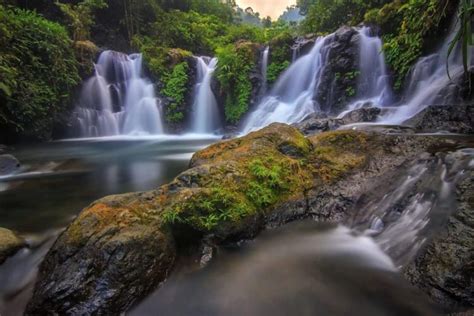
top-left (74, 51), bottom-right (164, 137)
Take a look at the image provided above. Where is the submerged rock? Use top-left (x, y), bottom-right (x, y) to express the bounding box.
top-left (0, 154), bottom-right (20, 175)
top-left (404, 172), bottom-right (474, 313)
top-left (404, 104), bottom-right (474, 134)
top-left (0, 228), bottom-right (26, 264)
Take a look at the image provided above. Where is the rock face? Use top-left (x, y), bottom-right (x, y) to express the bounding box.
top-left (293, 107), bottom-right (381, 135)
top-left (26, 193), bottom-right (176, 315)
top-left (26, 123), bottom-right (456, 314)
top-left (404, 104), bottom-right (474, 134)
top-left (404, 173), bottom-right (474, 312)
top-left (0, 154), bottom-right (20, 175)
top-left (314, 26), bottom-right (360, 114)
top-left (0, 228), bottom-right (26, 264)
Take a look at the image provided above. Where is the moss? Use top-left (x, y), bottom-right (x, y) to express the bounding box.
top-left (66, 125), bottom-right (376, 242)
top-left (308, 130), bottom-right (369, 182)
top-left (267, 33), bottom-right (293, 84)
top-left (216, 41), bottom-right (259, 124)
top-left (162, 61), bottom-right (189, 123)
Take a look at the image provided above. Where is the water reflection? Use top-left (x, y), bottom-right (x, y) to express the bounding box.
top-left (0, 136), bottom-right (218, 234)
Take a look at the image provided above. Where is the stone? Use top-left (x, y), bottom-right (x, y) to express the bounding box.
top-left (404, 104), bottom-right (474, 134)
top-left (339, 107), bottom-right (382, 125)
top-left (0, 154), bottom-right (20, 175)
top-left (404, 173), bottom-right (474, 312)
top-left (314, 26), bottom-right (360, 114)
top-left (0, 227), bottom-right (26, 264)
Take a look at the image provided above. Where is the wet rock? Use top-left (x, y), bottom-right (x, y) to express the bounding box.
top-left (339, 107), bottom-right (382, 125)
top-left (292, 113), bottom-right (341, 135)
top-left (291, 35), bottom-right (317, 58)
top-left (26, 193), bottom-right (177, 315)
top-left (292, 107), bottom-right (382, 136)
top-left (0, 228), bottom-right (26, 264)
top-left (404, 104), bottom-right (474, 134)
top-left (0, 154), bottom-right (20, 175)
top-left (314, 26), bottom-right (360, 114)
top-left (404, 173), bottom-right (474, 313)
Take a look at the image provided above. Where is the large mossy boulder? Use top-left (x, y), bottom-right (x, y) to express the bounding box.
top-left (0, 227), bottom-right (26, 264)
top-left (27, 123), bottom-right (447, 314)
top-left (26, 124), bottom-right (376, 314)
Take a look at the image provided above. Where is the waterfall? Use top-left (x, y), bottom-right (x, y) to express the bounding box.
top-left (242, 36), bottom-right (331, 133)
top-left (74, 50), bottom-right (164, 137)
top-left (260, 46), bottom-right (270, 96)
top-left (355, 27), bottom-right (392, 106)
top-left (379, 24), bottom-right (468, 124)
top-left (191, 57), bottom-right (221, 134)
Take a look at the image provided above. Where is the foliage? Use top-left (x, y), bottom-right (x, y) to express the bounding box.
top-left (216, 42), bottom-right (257, 124)
top-left (267, 31), bottom-right (293, 83)
top-left (162, 62), bottom-right (189, 123)
top-left (56, 0), bottom-right (107, 41)
top-left (365, 0), bottom-right (449, 90)
top-left (0, 6), bottom-right (80, 141)
top-left (300, 0), bottom-right (390, 34)
top-left (447, 0), bottom-right (473, 82)
top-left (247, 158), bottom-right (289, 208)
top-left (162, 186), bottom-right (254, 231)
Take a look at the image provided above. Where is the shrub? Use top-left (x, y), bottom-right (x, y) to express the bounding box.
top-left (0, 6), bottom-right (80, 141)
top-left (216, 42), bottom-right (258, 124)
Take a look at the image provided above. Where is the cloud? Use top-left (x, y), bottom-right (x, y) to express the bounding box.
top-left (235, 0), bottom-right (296, 20)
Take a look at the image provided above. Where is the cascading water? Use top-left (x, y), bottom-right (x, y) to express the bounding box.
top-left (243, 27), bottom-right (394, 133)
top-left (191, 57), bottom-right (221, 134)
top-left (350, 27), bottom-right (393, 109)
top-left (242, 36), bottom-right (331, 133)
top-left (349, 148), bottom-right (474, 267)
top-left (260, 47), bottom-right (270, 96)
top-left (378, 25), bottom-right (468, 124)
top-left (74, 50), bottom-right (164, 137)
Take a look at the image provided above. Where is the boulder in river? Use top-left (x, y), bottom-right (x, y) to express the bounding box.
top-left (0, 228), bottom-right (26, 264)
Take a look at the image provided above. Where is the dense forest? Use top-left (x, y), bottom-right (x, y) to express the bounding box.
top-left (0, 0), bottom-right (466, 142)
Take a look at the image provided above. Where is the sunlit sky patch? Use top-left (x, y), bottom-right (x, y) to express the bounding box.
top-left (235, 0), bottom-right (297, 20)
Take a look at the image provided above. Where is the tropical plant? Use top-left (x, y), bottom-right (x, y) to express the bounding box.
top-left (56, 0), bottom-right (107, 42)
top-left (447, 0), bottom-right (473, 81)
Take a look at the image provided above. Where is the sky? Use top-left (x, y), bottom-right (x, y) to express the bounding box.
top-left (235, 0), bottom-right (297, 20)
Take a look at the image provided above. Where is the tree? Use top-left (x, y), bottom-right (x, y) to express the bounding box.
top-left (56, 0), bottom-right (107, 42)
